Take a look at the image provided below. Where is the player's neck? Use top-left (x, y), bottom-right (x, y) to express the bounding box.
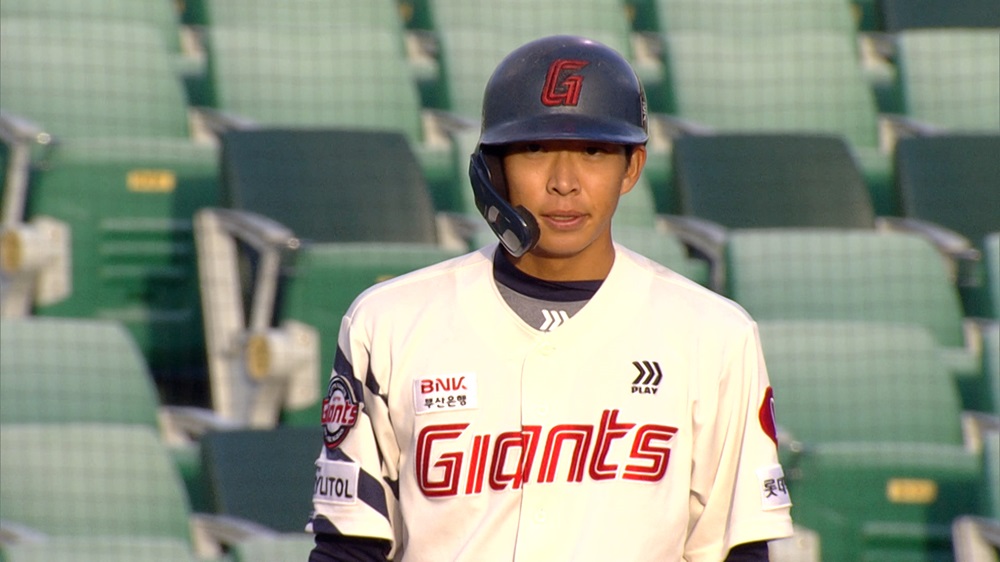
top-left (505, 244), bottom-right (615, 282)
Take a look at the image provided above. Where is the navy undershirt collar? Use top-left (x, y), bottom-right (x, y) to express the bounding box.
top-left (492, 248), bottom-right (603, 302)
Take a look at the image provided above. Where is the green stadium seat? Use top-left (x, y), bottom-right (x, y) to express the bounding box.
top-left (986, 234), bottom-right (1000, 321)
top-left (0, 317), bottom-right (160, 427)
top-left (228, 535), bottom-right (317, 562)
top-left (660, 30), bottom-right (895, 215)
top-left (725, 229), bottom-right (985, 411)
top-left (0, 316), bottom-right (240, 512)
top-left (987, 425), bottom-right (1000, 520)
top-left (890, 135), bottom-right (1000, 318)
top-left (665, 133), bottom-right (877, 290)
top-left (195, 129), bottom-right (464, 427)
top-left (894, 29), bottom-right (1000, 132)
top-left (202, 25), bottom-right (454, 199)
top-left (191, 0), bottom-right (404, 30)
top-left (647, 0), bottom-right (900, 113)
top-left (984, 323), bottom-right (1000, 418)
top-left (671, 133), bottom-right (876, 229)
top-left (199, 426), bottom-right (321, 533)
top-left (879, 0), bottom-right (1000, 31)
top-left (0, 18), bottom-right (221, 390)
top-left (760, 320), bottom-right (967, 445)
top-left (0, 537), bottom-right (202, 562)
top-left (893, 135), bottom-right (1000, 251)
top-left (0, 0), bottom-right (186, 58)
top-left (0, 19), bottom-right (193, 139)
top-left (649, 0), bottom-right (858, 34)
top-left (757, 320), bottom-right (986, 561)
top-left (0, 423), bottom-right (267, 560)
top-left (0, 424), bottom-right (195, 543)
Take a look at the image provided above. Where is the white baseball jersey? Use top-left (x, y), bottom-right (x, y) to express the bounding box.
top-left (308, 244), bottom-right (793, 561)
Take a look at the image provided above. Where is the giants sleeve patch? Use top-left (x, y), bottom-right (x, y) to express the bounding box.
top-left (756, 464), bottom-right (792, 510)
top-left (314, 459), bottom-right (360, 505)
top-left (322, 374), bottom-right (360, 450)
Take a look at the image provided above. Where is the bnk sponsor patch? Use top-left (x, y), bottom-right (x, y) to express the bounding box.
top-left (756, 464), bottom-right (792, 510)
top-left (314, 459), bottom-right (359, 505)
top-left (413, 373), bottom-right (478, 414)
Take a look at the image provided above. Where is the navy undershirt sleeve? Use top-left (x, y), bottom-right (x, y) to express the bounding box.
top-left (724, 541), bottom-right (770, 562)
top-left (309, 533), bottom-right (391, 562)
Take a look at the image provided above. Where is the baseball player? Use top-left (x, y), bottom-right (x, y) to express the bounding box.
top-left (308, 35), bottom-right (793, 561)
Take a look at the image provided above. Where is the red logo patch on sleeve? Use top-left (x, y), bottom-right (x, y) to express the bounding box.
top-left (758, 386), bottom-right (778, 446)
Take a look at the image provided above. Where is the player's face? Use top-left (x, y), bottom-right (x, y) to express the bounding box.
top-left (502, 139), bottom-right (645, 280)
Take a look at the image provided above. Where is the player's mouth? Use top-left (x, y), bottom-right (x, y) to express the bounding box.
top-left (541, 212), bottom-right (587, 230)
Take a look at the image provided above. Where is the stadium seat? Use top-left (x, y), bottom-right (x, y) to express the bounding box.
top-left (0, 537), bottom-right (202, 562)
top-left (0, 423), bottom-right (271, 560)
top-left (0, 424), bottom-right (196, 543)
top-left (671, 133), bottom-right (875, 229)
top-left (644, 0), bottom-right (898, 111)
top-left (0, 316), bottom-right (237, 511)
top-left (666, 133), bottom-right (877, 288)
top-left (189, 0), bottom-right (403, 30)
top-left (0, 0), bottom-right (186, 58)
top-left (0, 19), bottom-right (194, 139)
top-left (199, 426), bottom-right (321, 533)
top-left (0, 317), bottom-right (161, 427)
top-left (195, 129), bottom-right (465, 427)
top-left (879, 0), bottom-right (1000, 31)
top-left (0, 18), bottom-right (221, 391)
top-left (757, 320), bottom-right (987, 561)
top-left (724, 229), bottom-right (984, 410)
top-left (893, 29), bottom-right (1000, 133)
top-left (892, 135), bottom-right (1000, 253)
top-left (201, 25), bottom-right (454, 202)
top-left (659, 30), bottom-right (895, 215)
top-left (889, 135), bottom-right (1000, 317)
top-left (984, 323), bottom-right (1000, 418)
top-left (986, 234), bottom-right (1000, 320)
top-left (227, 535), bottom-right (317, 562)
top-left (648, 0), bottom-right (858, 34)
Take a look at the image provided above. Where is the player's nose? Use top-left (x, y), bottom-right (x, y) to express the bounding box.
top-left (545, 151), bottom-right (580, 196)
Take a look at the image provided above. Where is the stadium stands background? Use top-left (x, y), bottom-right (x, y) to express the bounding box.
top-left (0, 1), bottom-right (997, 560)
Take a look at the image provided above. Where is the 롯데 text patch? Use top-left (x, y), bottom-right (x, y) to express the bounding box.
top-left (756, 464), bottom-right (792, 510)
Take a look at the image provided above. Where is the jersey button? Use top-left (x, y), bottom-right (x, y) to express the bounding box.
top-left (540, 344), bottom-right (556, 356)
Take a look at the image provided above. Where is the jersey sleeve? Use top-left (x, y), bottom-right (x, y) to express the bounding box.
top-left (308, 311), bottom-right (403, 557)
top-left (686, 319), bottom-right (794, 561)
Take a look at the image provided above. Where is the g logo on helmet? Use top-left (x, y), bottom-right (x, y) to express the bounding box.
top-left (322, 375), bottom-right (360, 450)
top-left (541, 59), bottom-right (589, 106)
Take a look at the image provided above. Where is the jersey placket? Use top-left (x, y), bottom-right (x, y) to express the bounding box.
top-left (513, 332), bottom-right (567, 560)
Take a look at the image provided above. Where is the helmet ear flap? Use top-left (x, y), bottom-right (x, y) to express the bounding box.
top-left (469, 150), bottom-right (540, 258)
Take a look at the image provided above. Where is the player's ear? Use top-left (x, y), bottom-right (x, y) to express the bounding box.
top-left (620, 144), bottom-right (646, 195)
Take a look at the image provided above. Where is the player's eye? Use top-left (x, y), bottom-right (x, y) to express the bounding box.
top-left (526, 143), bottom-right (543, 153)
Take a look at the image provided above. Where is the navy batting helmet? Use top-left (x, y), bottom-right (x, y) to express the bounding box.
top-left (469, 35), bottom-right (648, 257)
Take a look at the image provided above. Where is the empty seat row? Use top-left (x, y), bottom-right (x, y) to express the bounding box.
top-left (0, 316), bottom-right (319, 561)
